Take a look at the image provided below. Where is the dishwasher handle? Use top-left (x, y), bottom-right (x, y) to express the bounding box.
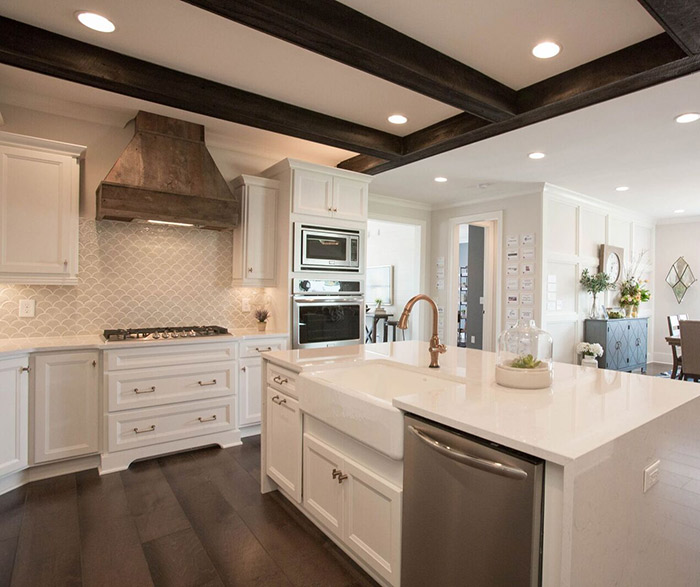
top-left (408, 425), bottom-right (528, 481)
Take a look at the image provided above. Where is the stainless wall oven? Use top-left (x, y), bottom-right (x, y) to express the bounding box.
top-left (292, 279), bottom-right (364, 349)
top-left (294, 223), bottom-right (361, 272)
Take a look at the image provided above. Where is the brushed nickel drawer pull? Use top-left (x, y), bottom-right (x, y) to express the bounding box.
top-left (20, 366), bottom-right (30, 373)
top-left (332, 468), bottom-right (342, 479)
top-left (337, 472), bottom-right (348, 483)
top-left (134, 425), bottom-right (156, 434)
top-left (271, 395), bottom-right (287, 405)
top-left (198, 415), bottom-right (217, 423)
top-left (198, 379), bottom-right (217, 386)
top-left (134, 386), bottom-right (156, 394)
top-left (273, 375), bottom-right (289, 385)
top-left (256, 346), bottom-right (272, 352)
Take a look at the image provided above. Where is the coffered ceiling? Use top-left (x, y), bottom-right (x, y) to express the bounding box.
top-left (0, 0), bottom-right (699, 218)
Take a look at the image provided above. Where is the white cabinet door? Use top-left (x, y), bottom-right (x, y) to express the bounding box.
top-left (303, 433), bottom-right (344, 539)
top-left (332, 176), bottom-right (368, 221)
top-left (33, 351), bottom-right (99, 464)
top-left (0, 135), bottom-right (81, 284)
top-left (266, 386), bottom-right (302, 502)
top-left (244, 182), bottom-right (277, 283)
top-left (292, 169), bottom-right (333, 218)
top-left (343, 458), bottom-right (402, 586)
top-left (239, 357), bottom-right (262, 427)
top-left (0, 357), bottom-right (28, 478)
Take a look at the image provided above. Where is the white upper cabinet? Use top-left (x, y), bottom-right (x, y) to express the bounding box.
top-left (232, 175), bottom-right (279, 286)
top-left (292, 167), bottom-right (369, 221)
top-left (0, 132), bottom-right (83, 284)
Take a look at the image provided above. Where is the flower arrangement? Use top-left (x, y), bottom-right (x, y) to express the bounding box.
top-left (254, 308), bottom-right (270, 323)
top-left (580, 269), bottom-right (615, 318)
top-left (619, 251), bottom-right (651, 316)
top-left (577, 342), bottom-right (604, 358)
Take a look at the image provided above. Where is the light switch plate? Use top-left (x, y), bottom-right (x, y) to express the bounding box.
top-left (19, 299), bottom-right (35, 318)
top-left (242, 299), bottom-right (251, 313)
top-left (644, 459), bottom-right (661, 493)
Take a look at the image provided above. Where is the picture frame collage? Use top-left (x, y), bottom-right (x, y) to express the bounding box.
top-left (506, 233), bottom-right (536, 328)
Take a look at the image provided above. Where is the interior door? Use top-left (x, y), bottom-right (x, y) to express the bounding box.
top-left (466, 225), bottom-right (485, 349)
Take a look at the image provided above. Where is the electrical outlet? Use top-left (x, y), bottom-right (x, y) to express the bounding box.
top-left (644, 459), bottom-right (661, 493)
top-left (242, 299), bottom-right (251, 313)
top-left (471, 336), bottom-right (476, 344)
top-left (18, 299), bottom-right (35, 318)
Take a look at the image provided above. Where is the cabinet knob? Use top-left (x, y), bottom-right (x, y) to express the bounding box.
top-left (332, 207), bottom-right (338, 212)
top-left (19, 366), bottom-right (30, 373)
top-left (63, 260), bottom-right (68, 267)
top-left (248, 267), bottom-right (253, 273)
top-left (241, 366), bottom-right (247, 372)
top-left (92, 360), bottom-right (97, 367)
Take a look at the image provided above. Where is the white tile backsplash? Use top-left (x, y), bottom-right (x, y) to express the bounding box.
top-left (0, 219), bottom-right (269, 337)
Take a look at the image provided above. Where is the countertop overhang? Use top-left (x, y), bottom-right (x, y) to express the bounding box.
top-left (263, 341), bottom-right (700, 465)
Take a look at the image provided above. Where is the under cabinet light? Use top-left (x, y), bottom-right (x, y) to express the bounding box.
top-left (147, 220), bottom-right (195, 227)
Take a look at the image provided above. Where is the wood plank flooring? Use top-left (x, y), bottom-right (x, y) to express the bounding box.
top-left (0, 436), bottom-right (378, 587)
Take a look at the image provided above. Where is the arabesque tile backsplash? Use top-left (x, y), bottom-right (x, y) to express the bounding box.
top-left (0, 219), bottom-right (270, 338)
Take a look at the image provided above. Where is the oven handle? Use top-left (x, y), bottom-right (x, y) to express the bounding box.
top-left (293, 297), bottom-right (364, 304)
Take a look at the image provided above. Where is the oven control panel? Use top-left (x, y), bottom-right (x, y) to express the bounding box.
top-left (292, 279), bottom-right (363, 295)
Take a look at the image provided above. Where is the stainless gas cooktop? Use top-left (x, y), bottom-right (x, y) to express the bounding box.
top-left (102, 325), bottom-right (230, 342)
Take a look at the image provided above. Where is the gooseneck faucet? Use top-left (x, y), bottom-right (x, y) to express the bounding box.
top-left (397, 294), bottom-right (447, 368)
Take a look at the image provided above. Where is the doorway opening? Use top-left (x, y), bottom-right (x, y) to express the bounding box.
top-left (448, 213), bottom-right (501, 351)
top-left (366, 218), bottom-right (425, 343)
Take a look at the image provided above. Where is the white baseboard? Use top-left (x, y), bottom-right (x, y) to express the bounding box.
top-left (240, 424), bottom-right (261, 438)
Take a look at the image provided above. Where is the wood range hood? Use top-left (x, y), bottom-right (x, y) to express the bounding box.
top-left (96, 111), bottom-right (240, 230)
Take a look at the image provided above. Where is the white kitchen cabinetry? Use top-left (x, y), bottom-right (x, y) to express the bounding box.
top-left (303, 433), bottom-right (402, 586)
top-left (292, 168), bottom-right (368, 221)
top-left (238, 337), bottom-right (287, 430)
top-left (266, 372), bottom-right (301, 502)
top-left (32, 351), bottom-right (99, 464)
top-left (100, 341), bottom-right (239, 473)
top-left (0, 132), bottom-right (83, 284)
top-left (0, 356), bottom-right (29, 479)
top-left (232, 175), bottom-right (279, 286)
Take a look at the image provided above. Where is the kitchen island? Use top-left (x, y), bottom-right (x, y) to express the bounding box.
top-left (261, 341), bottom-right (700, 586)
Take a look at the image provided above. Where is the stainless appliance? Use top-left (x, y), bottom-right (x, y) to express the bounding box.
top-left (103, 325), bottom-right (231, 342)
top-left (292, 279), bottom-right (364, 349)
top-left (401, 414), bottom-right (544, 587)
top-left (294, 224), bottom-right (361, 272)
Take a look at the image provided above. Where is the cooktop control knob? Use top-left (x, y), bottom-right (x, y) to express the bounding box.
top-left (300, 280), bottom-right (311, 291)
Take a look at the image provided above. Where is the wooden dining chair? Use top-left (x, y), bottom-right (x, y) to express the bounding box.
top-left (668, 315), bottom-right (684, 377)
top-left (679, 320), bottom-right (700, 382)
top-left (668, 315), bottom-right (681, 337)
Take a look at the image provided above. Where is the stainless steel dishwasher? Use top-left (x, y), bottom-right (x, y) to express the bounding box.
top-left (401, 414), bottom-right (544, 587)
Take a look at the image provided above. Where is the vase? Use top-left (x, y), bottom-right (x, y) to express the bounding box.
top-left (589, 293), bottom-right (599, 319)
top-left (581, 356), bottom-right (598, 368)
top-left (623, 305), bottom-right (632, 318)
top-left (632, 306), bottom-right (639, 318)
top-left (257, 321), bottom-right (267, 332)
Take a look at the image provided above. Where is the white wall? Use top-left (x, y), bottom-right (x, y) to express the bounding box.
top-left (367, 220), bottom-right (421, 340)
top-left (652, 219), bottom-right (700, 362)
top-left (431, 189), bottom-right (544, 349)
top-left (542, 185), bottom-right (654, 364)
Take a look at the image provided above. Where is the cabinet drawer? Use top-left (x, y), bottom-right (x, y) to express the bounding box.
top-left (106, 361), bottom-right (235, 411)
top-left (104, 341), bottom-right (236, 371)
top-left (107, 397), bottom-right (234, 452)
top-left (267, 364), bottom-right (297, 398)
top-left (239, 338), bottom-right (287, 358)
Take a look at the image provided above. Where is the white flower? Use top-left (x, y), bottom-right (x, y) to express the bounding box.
top-left (576, 341), bottom-right (604, 357)
top-left (576, 342), bottom-right (590, 354)
top-left (590, 343), bottom-right (604, 357)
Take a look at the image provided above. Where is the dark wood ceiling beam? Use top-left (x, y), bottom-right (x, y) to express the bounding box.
top-left (637, 0), bottom-right (700, 55)
top-left (181, 0), bottom-right (517, 122)
top-left (340, 34), bottom-right (698, 174)
top-left (0, 16), bottom-right (403, 160)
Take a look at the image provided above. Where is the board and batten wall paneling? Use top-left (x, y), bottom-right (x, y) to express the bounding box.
top-left (542, 185), bottom-right (654, 365)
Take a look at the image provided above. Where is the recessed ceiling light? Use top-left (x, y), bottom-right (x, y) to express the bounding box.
top-left (675, 112), bottom-right (700, 124)
top-left (674, 209), bottom-right (685, 214)
top-left (615, 186), bottom-right (629, 192)
top-left (528, 152), bottom-right (546, 160)
top-left (532, 41), bottom-right (561, 59)
top-left (434, 177), bottom-right (447, 183)
top-left (388, 114), bottom-right (408, 125)
top-left (75, 11), bottom-right (115, 33)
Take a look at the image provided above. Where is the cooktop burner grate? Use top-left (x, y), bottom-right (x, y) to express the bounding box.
top-left (103, 325), bottom-right (229, 341)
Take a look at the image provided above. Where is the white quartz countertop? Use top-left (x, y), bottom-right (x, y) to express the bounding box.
top-left (0, 329), bottom-right (289, 359)
top-left (264, 341), bottom-right (700, 465)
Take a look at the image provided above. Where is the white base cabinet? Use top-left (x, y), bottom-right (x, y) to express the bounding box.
top-left (266, 384), bottom-right (302, 502)
top-left (238, 337), bottom-right (287, 429)
top-left (0, 356), bottom-right (29, 478)
top-left (32, 351), bottom-right (99, 464)
top-left (303, 433), bottom-right (402, 586)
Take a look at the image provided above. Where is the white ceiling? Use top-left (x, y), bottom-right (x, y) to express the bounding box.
top-left (0, 0), bottom-right (696, 220)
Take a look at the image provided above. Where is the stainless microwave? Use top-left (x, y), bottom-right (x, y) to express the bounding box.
top-left (294, 224), bottom-right (361, 272)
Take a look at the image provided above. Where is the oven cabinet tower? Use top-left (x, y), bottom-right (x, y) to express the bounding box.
top-left (99, 341), bottom-right (240, 474)
top-left (261, 158), bottom-right (372, 346)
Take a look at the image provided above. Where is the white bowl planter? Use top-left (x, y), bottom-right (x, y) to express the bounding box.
top-left (495, 364), bottom-right (553, 389)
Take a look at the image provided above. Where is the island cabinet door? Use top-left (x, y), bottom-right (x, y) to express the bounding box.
top-left (303, 433), bottom-right (344, 540)
top-left (266, 387), bottom-right (301, 502)
top-left (343, 458), bottom-right (402, 587)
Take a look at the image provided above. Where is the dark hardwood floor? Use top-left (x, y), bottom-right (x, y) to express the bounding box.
top-left (0, 436), bottom-right (378, 587)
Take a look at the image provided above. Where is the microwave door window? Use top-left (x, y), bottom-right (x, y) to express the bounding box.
top-left (306, 236), bottom-right (347, 261)
top-left (298, 304), bottom-right (360, 345)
